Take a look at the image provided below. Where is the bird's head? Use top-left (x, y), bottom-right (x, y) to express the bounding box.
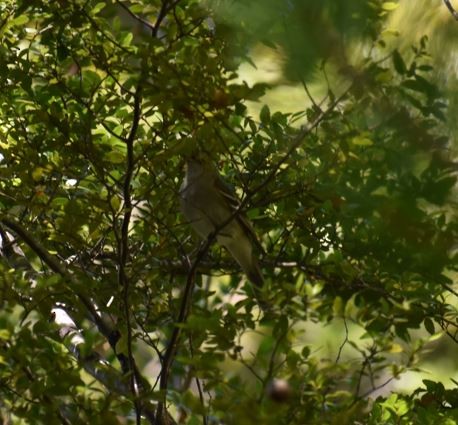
top-left (184, 151), bottom-right (216, 177)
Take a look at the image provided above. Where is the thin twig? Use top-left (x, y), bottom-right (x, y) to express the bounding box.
top-left (116, 0), bottom-right (156, 32)
top-left (258, 325), bottom-right (290, 403)
top-left (443, 0), bottom-right (458, 20)
top-left (189, 334), bottom-right (208, 425)
top-left (239, 357), bottom-right (264, 382)
top-left (335, 317), bottom-right (349, 364)
top-left (153, 0), bottom-right (183, 37)
top-left (80, 5), bottom-right (133, 53)
top-left (245, 87), bottom-right (352, 203)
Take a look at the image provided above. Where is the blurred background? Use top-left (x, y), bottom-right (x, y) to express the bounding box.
top-left (211, 0), bottom-right (458, 396)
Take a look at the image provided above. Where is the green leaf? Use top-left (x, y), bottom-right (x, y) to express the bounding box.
top-left (246, 83), bottom-right (268, 101)
top-left (382, 2), bottom-right (399, 11)
top-left (104, 149), bottom-right (125, 163)
top-left (352, 135), bottom-right (373, 146)
top-left (332, 296), bottom-right (344, 317)
top-left (260, 104), bottom-right (270, 124)
top-left (392, 50), bottom-right (406, 75)
top-left (91, 2), bottom-right (106, 15)
top-left (423, 176), bottom-right (456, 205)
top-left (423, 318), bottom-right (435, 335)
top-left (402, 77), bottom-right (438, 98)
top-left (120, 32), bottom-right (133, 47)
top-left (0, 329), bottom-right (11, 340)
top-left (11, 15), bottom-right (29, 27)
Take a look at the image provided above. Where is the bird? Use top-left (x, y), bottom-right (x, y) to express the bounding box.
top-left (179, 155), bottom-right (264, 292)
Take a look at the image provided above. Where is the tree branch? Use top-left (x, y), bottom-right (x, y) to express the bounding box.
top-left (443, 0), bottom-right (458, 20)
top-left (0, 216), bottom-right (163, 424)
top-left (153, 0), bottom-right (183, 37)
top-left (1, 217), bottom-right (119, 336)
top-left (116, 0), bottom-right (156, 33)
top-left (118, 79), bottom-right (143, 422)
top-left (52, 307), bottom-right (159, 422)
top-left (156, 235), bottom-right (214, 424)
top-left (0, 217), bottom-right (167, 424)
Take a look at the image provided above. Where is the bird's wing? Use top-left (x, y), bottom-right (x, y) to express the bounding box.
top-left (213, 173), bottom-right (265, 254)
top-left (214, 173), bottom-right (240, 211)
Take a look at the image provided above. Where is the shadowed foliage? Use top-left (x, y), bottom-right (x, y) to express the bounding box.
top-left (0, 1), bottom-right (457, 424)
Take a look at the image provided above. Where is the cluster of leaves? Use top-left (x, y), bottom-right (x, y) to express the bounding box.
top-left (210, 0), bottom-right (397, 79)
top-left (0, 0), bottom-right (456, 424)
top-left (368, 379), bottom-right (458, 424)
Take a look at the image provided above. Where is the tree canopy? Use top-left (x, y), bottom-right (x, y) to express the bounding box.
top-left (0, 0), bottom-right (457, 424)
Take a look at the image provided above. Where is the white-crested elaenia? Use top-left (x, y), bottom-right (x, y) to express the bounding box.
top-left (179, 155), bottom-right (264, 297)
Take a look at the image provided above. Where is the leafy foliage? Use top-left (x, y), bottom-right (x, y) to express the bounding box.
top-left (0, 0), bottom-right (456, 424)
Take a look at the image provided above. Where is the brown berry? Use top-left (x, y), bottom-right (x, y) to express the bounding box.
top-left (266, 378), bottom-right (292, 403)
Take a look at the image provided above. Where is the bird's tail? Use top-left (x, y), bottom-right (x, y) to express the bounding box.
top-left (224, 240), bottom-right (267, 310)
